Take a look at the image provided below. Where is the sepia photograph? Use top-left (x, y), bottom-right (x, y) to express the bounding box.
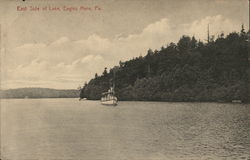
top-left (0, 0), bottom-right (250, 159)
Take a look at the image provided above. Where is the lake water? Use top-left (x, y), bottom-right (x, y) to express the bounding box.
top-left (1, 98), bottom-right (250, 160)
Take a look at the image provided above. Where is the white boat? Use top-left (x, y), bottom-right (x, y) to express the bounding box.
top-left (232, 100), bottom-right (242, 103)
top-left (101, 87), bottom-right (118, 106)
top-left (79, 98), bottom-right (87, 101)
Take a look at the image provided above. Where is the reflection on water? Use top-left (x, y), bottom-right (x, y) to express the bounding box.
top-left (1, 99), bottom-right (250, 160)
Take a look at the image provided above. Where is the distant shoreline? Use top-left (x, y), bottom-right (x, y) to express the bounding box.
top-left (1, 98), bottom-right (245, 104)
top-left (0, 88), bottom-right (79, 99)
top-left (0, 97), bottom-right (79, 99)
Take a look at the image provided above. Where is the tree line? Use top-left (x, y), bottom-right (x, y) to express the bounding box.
top-left (80, 27), bottom-right (249, 102)
top-left (0, 88), bottom-right (79, 99)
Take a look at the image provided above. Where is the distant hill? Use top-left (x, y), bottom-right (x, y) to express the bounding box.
top-left (0, 88), bottom-right (79, 99)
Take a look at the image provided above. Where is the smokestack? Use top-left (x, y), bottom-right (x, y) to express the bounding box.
top-left (207, 24), bottom-right (210, 43)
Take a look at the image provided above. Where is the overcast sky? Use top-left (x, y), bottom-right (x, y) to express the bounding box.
top-left (0, 0), bottom-right (248, 89)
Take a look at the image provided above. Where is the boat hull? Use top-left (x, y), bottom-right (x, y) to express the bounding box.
top-left (101, 100), bottom-right (118, 106)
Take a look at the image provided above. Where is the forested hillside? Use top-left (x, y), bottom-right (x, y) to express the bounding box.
top-left (0, 88), bottom-right (79, 99)
top-left (80, 28), bottom-right (249, 102)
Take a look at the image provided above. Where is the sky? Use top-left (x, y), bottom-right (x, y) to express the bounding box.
top-left (0, 0), bottom-right (249, 89)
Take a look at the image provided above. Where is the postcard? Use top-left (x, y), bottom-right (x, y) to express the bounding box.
top-left (0, 0), bottom-right (249, 160)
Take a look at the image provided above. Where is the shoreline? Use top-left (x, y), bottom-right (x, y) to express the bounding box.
top-left (1, 97), bottom-right (248, 104)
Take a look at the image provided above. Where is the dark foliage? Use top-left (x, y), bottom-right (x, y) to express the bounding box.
top-left (0, 88), bottom-right (79, 99)
top-left (80, 29), bottom-right (249, 102)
